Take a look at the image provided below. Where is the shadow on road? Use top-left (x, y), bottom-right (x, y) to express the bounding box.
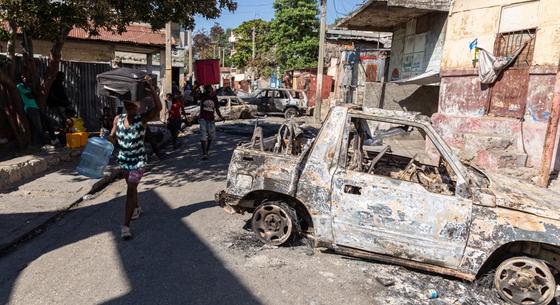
top-left (0, 130), bottom-right (267, 305)
top-left (0, 191), bottom-right (261, 305)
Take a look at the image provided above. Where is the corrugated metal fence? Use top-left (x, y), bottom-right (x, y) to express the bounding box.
top-left (35, 59), bottom-right (112, 131)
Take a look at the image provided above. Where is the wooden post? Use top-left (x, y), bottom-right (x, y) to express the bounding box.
top-left (146, 53), bottom-right (153, 73)
top-left (314, 0), bottom-right (327, 123)
top-left (539, 70), bottom-right (560, 187)
top-left (165, 22), bottom-right (173, 95)
top-left (187, 30), bottom-right (194, 81)
top-left (251, 26), bottom-right (256, 93)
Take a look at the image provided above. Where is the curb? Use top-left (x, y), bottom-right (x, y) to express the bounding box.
top-left (0, 166), bottom-right (120, 256)
top-left (0, 148), bottom-right (82, 191)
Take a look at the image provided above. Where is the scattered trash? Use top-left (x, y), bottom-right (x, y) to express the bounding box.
top-left (427, 289), bottom-right (438, 299)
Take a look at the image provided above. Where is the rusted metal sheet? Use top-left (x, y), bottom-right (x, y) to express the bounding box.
top-left (488, 29), bottom-right (535, 119)
top-left (15, 57), bottom-right (112, 130)
top-left (489, 68), bottom-right (530, 119)
top-left (306, 74), bottom-right (333, 108)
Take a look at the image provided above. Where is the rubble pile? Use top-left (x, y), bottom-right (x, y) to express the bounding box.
top-left (367, 265), bottom-right (506, 305)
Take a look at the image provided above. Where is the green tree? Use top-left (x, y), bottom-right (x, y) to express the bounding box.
top-left (231, 19), bottom-right (273, 74)
top-left (0, 0), bottom-right (236, 147)
top-left (268, 0), bottom-right (319, 71)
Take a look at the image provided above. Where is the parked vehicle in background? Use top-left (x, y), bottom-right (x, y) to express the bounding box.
top-left (217, 105), bottom-right (560, 305)
top-left (243, 88), bottom-right (308, 119)
top-left (183, 96), bottom-right (257, 125)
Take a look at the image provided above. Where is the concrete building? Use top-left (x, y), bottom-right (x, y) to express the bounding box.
top-left (433, 0), bottom-right (560, 171)
top-left (337, 0), bottom-right (450, 117)
top-left (2, 24), bottom-right (164, 66)
top-left (337, 0), bottom-right (560, 174)
top-left (325, 29), bottom-right (391, 105)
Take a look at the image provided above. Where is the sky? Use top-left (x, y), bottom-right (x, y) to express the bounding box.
top-left (193, 0), bottom-right (365, 32)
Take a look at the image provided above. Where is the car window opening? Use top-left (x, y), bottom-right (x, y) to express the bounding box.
top-left (346, 117), bottom-right (457, 196)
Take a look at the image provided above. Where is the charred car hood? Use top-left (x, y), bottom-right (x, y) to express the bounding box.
top-left (487, 172), bottom-right (560, 220)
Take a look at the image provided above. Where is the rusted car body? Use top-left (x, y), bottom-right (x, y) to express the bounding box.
top-left (217, 105), bottom-right (560, 304)
top-left (183, 96), bottom-right (257, 125)
top-left (243, 88), bottom-right (308, 118)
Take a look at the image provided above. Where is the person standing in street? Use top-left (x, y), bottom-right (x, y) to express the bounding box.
top-left (47, 71), bottom-right (70, 128)
top-left (164, 93), bottom-right (173, 115)
top-left (199, 85), bottom-right (224, 160)
top-left (167, 95), bottom-right (186, 148)
top-left (102, 77), bottom-right (162, 239)
top-left (17, 74), bottom-right (58, 146)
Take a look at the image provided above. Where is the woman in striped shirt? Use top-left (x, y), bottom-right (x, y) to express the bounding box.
top-left (102, 77), bottom-right (162, 239)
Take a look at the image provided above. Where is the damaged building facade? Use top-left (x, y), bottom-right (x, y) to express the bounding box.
top-left (324, 29), bottom-right (391, 105)
top-left (338, 0), bottom-right (560, 173)
top-left (337, 0), bottom-right (450, 117)
top-left (433, 0), bottom-right (560, 171)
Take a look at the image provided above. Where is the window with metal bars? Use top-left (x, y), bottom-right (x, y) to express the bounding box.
top-left (494, 29), bottom-right (536, 68)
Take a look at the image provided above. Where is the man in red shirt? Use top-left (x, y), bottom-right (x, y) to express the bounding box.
top-left (199, 85), bottom-right (224, 160)
top-left (167, 95), bottom-right (186, 148)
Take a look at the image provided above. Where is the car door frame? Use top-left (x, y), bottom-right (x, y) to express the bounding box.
top-left (256, 90), bottom-right (270, 113)
top-left (330, 113), bottom-right (473, 269)
top-left (274, 89), bottom-right (291, 112)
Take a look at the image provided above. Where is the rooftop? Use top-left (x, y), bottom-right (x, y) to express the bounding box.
top-left (68, 24), bottom-right (165, 47)
top-left (326, 29), bottom-right (392, 46)
top-left (336, 0), bottom-right (450, 32)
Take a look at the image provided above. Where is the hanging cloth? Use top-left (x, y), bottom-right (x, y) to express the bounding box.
top-left (477, 42), bottom-right (528, 84)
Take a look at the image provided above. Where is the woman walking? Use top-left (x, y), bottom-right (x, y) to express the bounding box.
top-left (102, 77), bottom-right (162, 239)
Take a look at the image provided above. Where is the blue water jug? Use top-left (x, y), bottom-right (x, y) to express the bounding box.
top-left (77, 130), bottom-right (114, 179)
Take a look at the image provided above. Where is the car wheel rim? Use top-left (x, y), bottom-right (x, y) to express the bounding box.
top-left (495, 258), bottom-right (555, 305)
top-left (253, 205), bottom-right (292, 245)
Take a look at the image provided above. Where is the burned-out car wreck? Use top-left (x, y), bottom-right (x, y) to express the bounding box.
top-left (216, 105), bottom-right (560, 305)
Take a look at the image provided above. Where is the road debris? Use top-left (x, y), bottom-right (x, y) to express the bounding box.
top-left (375, 276), bottom-right (395, 287)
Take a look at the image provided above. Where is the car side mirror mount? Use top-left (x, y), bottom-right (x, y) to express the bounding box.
top-left (472, 188), bottom-right (496, 207)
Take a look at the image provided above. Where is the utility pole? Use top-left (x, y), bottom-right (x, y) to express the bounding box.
top-left (165, 22), bottom-right (173, 95)
top-left (251, 26), bottom-right (256, 92)
top-left (187, 30), bottom-right (194, 82)
top-left (252, 26), bottom-right (256, 61)
top-left (314, 0), bottom-right (327, 123)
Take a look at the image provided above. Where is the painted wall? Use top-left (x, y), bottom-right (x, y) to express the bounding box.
top-left (442, 0), bottom-right (560, 69)
top-left (3, 39), bottom-right (116, 62)
top-left (436, 0), bottom-right (560, 170)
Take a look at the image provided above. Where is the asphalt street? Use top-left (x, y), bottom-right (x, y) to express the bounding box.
top-left (0, 122), bottom-right (510, 305)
